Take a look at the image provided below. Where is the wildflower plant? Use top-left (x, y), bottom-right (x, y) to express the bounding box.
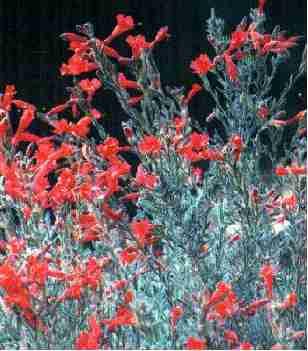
top-left (0, 1), bottom-right (306, 349)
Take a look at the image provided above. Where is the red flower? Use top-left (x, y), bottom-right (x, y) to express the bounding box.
top-left (79, 78), bottom-right (102, 101)
top-left (277, 292), bottom-right (297, 310)
top-left (188, 132), bottom-right (209, 151)
top-left (150, 26), bottom-right (170, 47)
top-left (138, 135), bottom-right (161, 156)
top-left (60, 54), bottom-right (98, 76)
top-left (126, 35), bottom-right (151, 59)
top-left (102, 306), bottom-right (138, 332)
top-left (227, 30), bottom-right (248, 53)
top-left (118, 73), bottom-right (140, 90)
top-left (240, 298), bottom-right (269, 316)
top-left (105, 14), bottom-right (135, 43)
top-left (183, 83), bottom-right (202, 105)
top-left (224, 53), bottom-right (238, 81)
top-left (75, 315), bottom-right (102, 350)
top-left (257, 105), bottom-right (270, 119)
top-left (128, 95), bottom-right (144, 106)
top-left (258, 0), bottom-right (267, 15)
top-left (119, 246), bottom-right (141, 266)
top-left (71, 116), bottom-right (92, 137)
top-left (224, 329), bottom-right (239, 346)
top-left (259, 264), bottom-right (275, 299)
top-left (124, 290), bottom-right (134, 304)
top-left (184, 336), bottom-right (207, 350)
top-left (190, 54), bottom-right (215, 76)
top-left (130, 219), bottom-right (156, 247)
top-left (135, 164), bottom-right (158, 189)
top-left (0, 85), bottom-right (16, 112)
top-left (170, 305), bottom-right (184, 329)
top-left (240, 342), bottom-right (254, 350)
top-left (230, 134), bottom-right (243, 161)
top-left (275, 166), bottom-right (288, 176)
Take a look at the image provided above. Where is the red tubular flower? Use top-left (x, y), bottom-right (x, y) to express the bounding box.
top-left (79, 78), bottom-right (102, 101)
top-left (128, 95), bottom-right (144, 106)
top-left (104, 14), bottom-right (135, 44)
top-left (258, 0), bottom-right (267, 15)
top-left (227, 30), bottom-right (248, 53)
top-left (130, 219), bottom-right (156, 247)
top-left (126, 35), bottom-right (151, 59)
top-left (75, 315), bottom-right (102, 350)
top-left (277, 292), bottom-right (297, 310)
top-left (230, 134), bottom-right (243, 161)
top-left (118, 73), bottom-right (140, 90)
top-left (135, 164), bottom-right (158, 189)
top-left (0, 85), bottom-right (16, 112)
top-left (259, 264), bottom-right (275, 299)
top-left (224, 329), bottom-right (239, 346)
top-left (257, 105), bottom-right (270, 119)
top-left (123, 290), bottom-right (134, 304)
top-left (119, 246), bottom-right (141, 266)
top-left (240, 342), bottom-right (254, 350)
top-left (60, 32), bottom-right (87, 43)
top-left (170, 305), bottom-right (184, 329)
top-left (60, 54), bottom-right (98, 76)
top-left (190, 54), bottom-right (215, 76)
top-left (150, 26), bottom-right (170, 48)
top-left (71, 116), bottom-right (92, 137)
top-left (138, 135), bottom-right (161, 156)
top-left (224, 53), bottom-right (238, 81)
top-left (183, 83), bottom-right (202, 105)
top-left (102, 306), bottom-right (138, 332)
top-left (184, 336), bottom-right (207, 350)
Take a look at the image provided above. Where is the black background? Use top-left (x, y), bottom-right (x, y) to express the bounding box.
top-left (0, 0), bottom-right (306, 137)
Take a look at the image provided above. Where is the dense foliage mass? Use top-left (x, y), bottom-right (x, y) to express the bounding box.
top-left (0, 0), bottom-right (306, 349)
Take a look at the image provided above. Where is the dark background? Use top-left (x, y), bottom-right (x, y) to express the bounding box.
top-left (0, 0), bottom-right (306, 137)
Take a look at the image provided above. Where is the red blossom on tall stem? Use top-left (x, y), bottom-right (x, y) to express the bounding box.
top-left (190, 53), bottom-right (215, 76)
top-left (259, 264), bottom-right (275, 299)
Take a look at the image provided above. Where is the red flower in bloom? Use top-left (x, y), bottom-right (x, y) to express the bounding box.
top-left (227, 30), bottom-right (248, 53)
top-left (138, 135), bottom-right (161, 156)
top-left (118, 73), bottom-right (140, 90)
top-left (259, 264), bottom-right (275, 299)
top-left (183, 83), bottom-right (202, 105)
top-left (150, 26), bottom-right (170, 47)
top-left (102, 306), bottom-right (138, 332)
top-left (224, 53), bottom-right (238, 81)
top-left (128, 95), bottom-right (144, 106)
top-left (240, 342), bottom-right (254, 350)
top-left (71, 116), bottom-right (92, 137)
top-left (60, 54), bottom-right (98, 76)
top-left (0, 119), bottom-right (8, 138)
top-left (189, 132), bottom-right (209, 151)
top-left (257, 105), bottom-right (270, 119)
top-left (224, 329), bottom-right (239, 346)
top-left (258, 0), bottom-right (267, 15)
top-left (190, 54), bottom-right (215, 76)
top-left (130, 219), bottom-right (156, 247)
top-left (135, 164), bottom-right (158, 189)
top-left (205, 281), bottom-right (238, 320)
top-left (0, 85), bottom-right (16, 112)
top-left (123, 290), bottom-right (134, 304)
top-left (277, 292), bottom-right (297, 310)
top-left (79, 78), bottom-right (102, 101)
top-left (75, 314), bottom-right (102, 350)
top-left (105, 14), bottom-right (135, 43)
top-left (170, 305), bottom-right (184, 329)
top-left (184, 336), bottom-right (207, 350)
top-left (119, 246), bottom-right (141, 266)
top-left (230, 134), bottom-right (243, 161)
top-left (126, 35), bottom-right (151, 59)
